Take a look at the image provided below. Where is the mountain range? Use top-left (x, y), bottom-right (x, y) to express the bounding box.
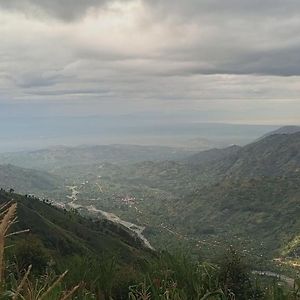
top-left (0, 144), bottom-right (195, 171)
top-left (0, 126), bottom-right (299, 265)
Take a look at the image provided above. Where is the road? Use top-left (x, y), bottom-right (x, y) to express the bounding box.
top-left (252, 271), bottom-right (297, 288)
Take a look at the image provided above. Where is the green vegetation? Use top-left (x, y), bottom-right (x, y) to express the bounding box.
top-left (38, 133), bottom-right (300, 264)
top-left (0, 184), bottom-right (297, 300)
top-left (282, 235), bottom-right (300, 257)
top-left (0, 130), bottom-right (299, 298)
top-left (0, 164), bottom-right (63, 196)
top-left (53, 132), bottom-right (300, 260)
top-left (0, 197), bottom-right (299, 299)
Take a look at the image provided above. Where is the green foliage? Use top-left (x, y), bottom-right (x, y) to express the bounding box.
top-left (57, 255), bottom-right (120, 299)
top-left (218, 248), bottom-right (261, 299)
top-left (127, 251), bottom-right (228, 299)
top-left (12, 235), bottom-right (51, 274)
top-left (0, 164), bottom-right (62, 196)
top-left (262, 280), bottom-right (300, 300)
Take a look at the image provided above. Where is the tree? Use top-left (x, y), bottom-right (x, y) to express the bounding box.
top-left (218, 247), bottom-right (262, 299)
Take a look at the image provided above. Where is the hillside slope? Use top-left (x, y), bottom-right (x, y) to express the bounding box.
top-left (0, 164), bottom-right (63, 195)
top-left (203, 132), bottom-right (300, 179)
top-left (236, 132), bottom-right (300, 177)
top-left (0, 190), bottom-right (152, 264)
top-left (185, 145), bottom-right (241, 165)
top-left (260, 126), bottom-right (300, 139)
top-left (172, 175), bottom-right (300, 256)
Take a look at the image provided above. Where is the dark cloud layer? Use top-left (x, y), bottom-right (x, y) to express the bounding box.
top-left (2, 0), bottom-right (300, 21)
top-left (146, 0), bottom-right (300, 17)
top-left (0, 0), bottom-right (110, 21)
top-left (3, 0), bottom-right (296, 76)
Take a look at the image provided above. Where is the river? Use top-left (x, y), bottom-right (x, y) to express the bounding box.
top-left (63, 185), bottom-right (154, 250)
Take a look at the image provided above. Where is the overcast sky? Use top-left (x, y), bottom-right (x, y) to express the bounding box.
top-left (0, 0), bottom-right (300, 125)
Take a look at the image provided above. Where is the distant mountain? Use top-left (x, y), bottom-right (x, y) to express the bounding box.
top-left (0, 144), bottom-right (196, 170)
top-left (0, 116), bottom-right (277, 152)
top-left (204, 132), bottom-right (300, 179)
top-left (65, 132), bottom-right (299, 199)
top-left (112, 132), bottom-right (300, 194)
top-left (179, 131), bottom-right (300, 182)
top-left (0, 164), bottom-right (63, 195)
top-left (170, 132), bottom-right (300, 255)
top-left (259, 126), bottom-right (300, 139)
top-left (185, 145), bottom-right (241, 165)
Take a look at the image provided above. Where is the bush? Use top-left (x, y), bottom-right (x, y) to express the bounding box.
top-left (13, 235), bottom-right (51, 274)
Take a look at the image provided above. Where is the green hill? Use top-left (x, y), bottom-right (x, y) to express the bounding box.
top-left (185, 145), bottom-right (241, 165)
top-left (0, 190), bottom-right (158, 299)
top-left (212, 132), bottom-right (300, 178)
top-left (172, 175), bottom-right (300, 256)
top-left (0, 164), bottom-right (64, 196)
top-left (1, 130), bottom-right (300, 265)
top-left (0, 190), bottom-right (152, 265)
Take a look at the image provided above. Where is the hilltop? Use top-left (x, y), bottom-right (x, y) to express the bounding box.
top-left (260, 126), bottom-right (300, 139)
top-left (194, 131), bottom-right (300, 180)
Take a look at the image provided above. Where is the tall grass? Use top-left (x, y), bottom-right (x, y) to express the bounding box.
top-left (0, 202), bottom-right (80, 299)
top-left (128, 250), bottom-right (300, 300)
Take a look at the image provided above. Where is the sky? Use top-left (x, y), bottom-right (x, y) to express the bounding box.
top-left (0, 0), bottom-right (300, 150)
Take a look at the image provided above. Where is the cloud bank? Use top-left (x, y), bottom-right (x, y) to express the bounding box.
top-left (0, 0), bottom-right (299, 124)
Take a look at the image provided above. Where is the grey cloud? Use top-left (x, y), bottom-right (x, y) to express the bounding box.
top-left (148, 5), bottom-right (300, 77)
top-left (166, 45), bottom-right (300, 77)
top-left (1, 0), bottom-right (300, 127)
top-left (145, 0), bottom-right (300, 19)
top-left (0, 0), bottom-right (111, 21)
top-left (29, 88), bottom-right (112, 96)
top-left (2, 0), bottom-right (300, 21)
top-left (16, 72), bottom-right (65, 88)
